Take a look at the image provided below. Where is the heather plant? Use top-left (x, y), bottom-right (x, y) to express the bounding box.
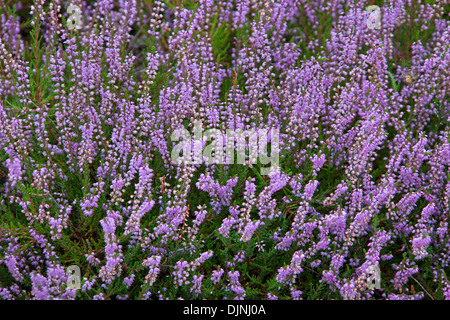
top-left (0, 0), bottom-right (449, 300)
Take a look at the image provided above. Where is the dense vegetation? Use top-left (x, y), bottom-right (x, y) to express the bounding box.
top-left (0, 0), bottom-right (450, 300)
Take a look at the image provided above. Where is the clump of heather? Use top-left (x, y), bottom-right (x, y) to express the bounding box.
top-left (0, 0), bottom-right (450, 300)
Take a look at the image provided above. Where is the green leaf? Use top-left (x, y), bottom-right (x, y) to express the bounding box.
top-left (388, 71), bottom-right (398, 91)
